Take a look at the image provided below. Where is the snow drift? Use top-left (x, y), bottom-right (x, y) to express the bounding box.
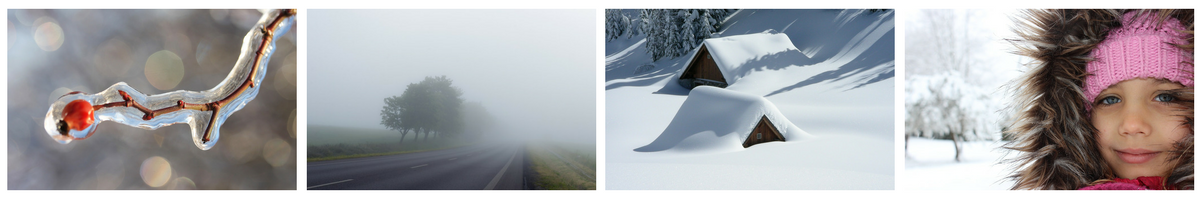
top-left (635, 86), bottom-right (813, 152)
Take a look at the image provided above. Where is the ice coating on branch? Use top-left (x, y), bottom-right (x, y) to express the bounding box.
top-left (42, 9), bottom-right (295, 150)
top-left (44, 84), bottom-right (217, 148)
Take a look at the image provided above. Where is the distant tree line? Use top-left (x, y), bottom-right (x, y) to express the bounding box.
top-left (606, 9), bottom-right (736, 61)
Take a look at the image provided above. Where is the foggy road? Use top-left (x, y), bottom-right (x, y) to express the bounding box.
top-left (306, 143), bottom-right (525, 190)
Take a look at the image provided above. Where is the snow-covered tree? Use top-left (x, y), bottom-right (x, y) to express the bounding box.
top-left (606, 9), bottom-right (630, 41)
top-left (905, 9), bottom-right (1008, 162)
top-left (663, 9), bottom-right (681, 58)
top-left (635, 9), bottom-right (734, 61)
top-left (698, 11), bottom-right (715, 40)
top-left (641, 9), bottom-right (662, 61)
top-left (907, 73), bottom-right (1002, 162)
top-left (652, 9), bottom-right (673, 61)
top-left (623, 13), bottom-right (636, 38)
top-left (679, 10), bottom-right (697, 53)
top-left (639, 9), bottom-right (652, 38)
top-left (707, 9), bottom-right (732, 24)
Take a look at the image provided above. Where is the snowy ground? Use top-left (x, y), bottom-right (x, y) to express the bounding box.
top-left (605, 9), bottom-right (894, 189)
top-left (902, 137), bottom-right (1016, 190)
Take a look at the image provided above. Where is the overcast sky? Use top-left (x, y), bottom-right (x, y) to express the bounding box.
top-left (308, 10), bottom-right (596, 144)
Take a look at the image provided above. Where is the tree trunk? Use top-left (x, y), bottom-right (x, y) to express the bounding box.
top-left (952, 132), bottom-right (963, 162)
top-left (399, 129), bottom-right (408, 144)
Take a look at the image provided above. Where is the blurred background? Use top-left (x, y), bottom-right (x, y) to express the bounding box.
top-left (902, 9), bottom-right (1023, 189)
top-left (7, 9), bottom-right (296, 189)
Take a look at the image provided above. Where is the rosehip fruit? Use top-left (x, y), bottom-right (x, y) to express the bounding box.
top-left (61, 99), bottom-right (94, 132)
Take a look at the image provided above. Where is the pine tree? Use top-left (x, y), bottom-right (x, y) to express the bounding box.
top-left (712, 9), bottom-right (730, 20)
top-left (605, 9), bottom-right (622, 41)
top-left (636, 9), bottom-right (738, 61)
top-left (663, 9), bottom-right (680, 58)
top-left (639, 9), bottom-right (652, 38)
top-left (699, 10), bottom-right (715, 39)
top-left (642, 9), bottom-right (662, 61)
top-left (628, 12), bottom-right (638, 37)
top-left (680, 10), bottom-right (696, 54)
top-left (654, 9), bottom-right (670, 61)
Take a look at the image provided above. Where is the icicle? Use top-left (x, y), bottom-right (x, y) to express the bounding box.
top-left (43, 9), bottom-right (296, 150)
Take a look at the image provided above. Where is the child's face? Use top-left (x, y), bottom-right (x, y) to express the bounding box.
top-left (1091, 78), bottom-right (1189, 179)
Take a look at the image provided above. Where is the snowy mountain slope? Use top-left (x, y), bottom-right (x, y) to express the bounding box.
top-left (605, 9), bottom-right (895, 189)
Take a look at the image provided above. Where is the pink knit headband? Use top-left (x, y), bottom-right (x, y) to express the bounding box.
top-left (1085, 11), bottom-right (1194, 109)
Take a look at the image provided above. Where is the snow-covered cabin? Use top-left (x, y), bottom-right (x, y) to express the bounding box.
top-left (744, 115), bottom-right (785, 148)
top-left (636, 86), bottom-right (812, 152)
top-left (677, 32), bottom-right (799, 89)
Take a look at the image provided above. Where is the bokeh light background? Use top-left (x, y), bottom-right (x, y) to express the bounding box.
top-left (7, 9), bottom-right (297, 190)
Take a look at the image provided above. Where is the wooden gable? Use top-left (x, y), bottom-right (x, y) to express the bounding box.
top-left (742, 115), bottom-right (785, 148)
top-left (677, 44), bottom-right (728, 89)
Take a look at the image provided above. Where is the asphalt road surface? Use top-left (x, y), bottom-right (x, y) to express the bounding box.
top-left (307, 142), bottom-right (525, 190)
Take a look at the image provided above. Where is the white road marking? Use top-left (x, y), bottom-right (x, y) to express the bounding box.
top-left (307, 179), bottom-right (353, 189)
top-left (484, 150), bottom-right (517, 190)
top-left (449, 157), bottom-right (457, 161)
top-left (411, 164), bottom-right (428, 169)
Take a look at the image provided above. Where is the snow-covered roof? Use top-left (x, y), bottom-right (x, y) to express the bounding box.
top-left (681, 32), bottom-right (800, 86)
top-left (635, 86), bottom-right (813, 152)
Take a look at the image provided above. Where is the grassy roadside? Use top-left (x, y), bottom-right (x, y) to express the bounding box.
top-left (526, 143), bottom-right (596, 190)
top-left (307, 125), bottom-right (476, 162)
top-left (306, 143), bottom-right (466, 162)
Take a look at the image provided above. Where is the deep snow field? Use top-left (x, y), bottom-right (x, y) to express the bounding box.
top-left (605, 9), bottom-right (895, 189)
top-left (902, 138), bottom-right (1016, 190)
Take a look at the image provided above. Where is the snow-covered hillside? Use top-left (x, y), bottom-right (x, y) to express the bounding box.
top-left (606, 9), bottom-right (895, 189)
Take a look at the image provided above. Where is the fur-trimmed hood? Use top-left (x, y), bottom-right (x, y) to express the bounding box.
top-left (1003, 9), bottom-right (1194, 190)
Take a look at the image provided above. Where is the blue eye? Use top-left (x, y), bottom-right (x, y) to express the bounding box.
top-left (1154, 93), bottom-right (1176, 102)
top-left (1099, 96), bottom-right (1121, 105)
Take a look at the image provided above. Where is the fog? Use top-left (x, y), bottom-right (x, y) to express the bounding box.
top-left (308, 10), bottom-right (596, 145)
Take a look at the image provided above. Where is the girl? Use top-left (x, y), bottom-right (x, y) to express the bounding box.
top-left (1005, 9), bottom-right (1194, 190)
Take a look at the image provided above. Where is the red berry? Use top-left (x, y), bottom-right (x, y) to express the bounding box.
top-left (62, 99), bottom-right (94, 131)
